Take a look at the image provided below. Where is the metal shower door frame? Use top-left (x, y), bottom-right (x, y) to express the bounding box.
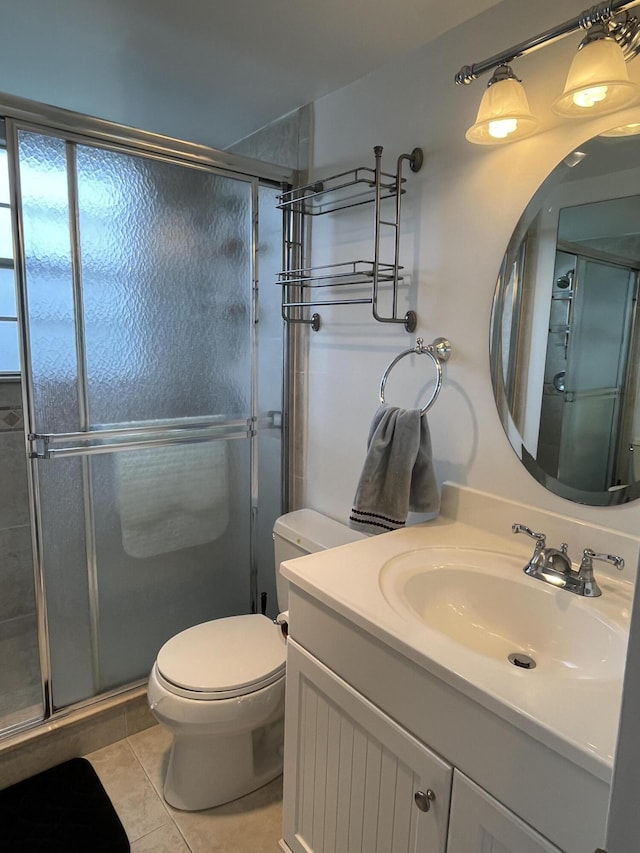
top-left (5, 112), bottom-right (290, 721)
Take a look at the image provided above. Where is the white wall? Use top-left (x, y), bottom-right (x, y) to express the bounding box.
top-left (304, 0), bottom-right (640, 538)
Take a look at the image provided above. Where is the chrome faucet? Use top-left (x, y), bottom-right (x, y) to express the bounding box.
top-left (512, 524), bottom-right (624, 597)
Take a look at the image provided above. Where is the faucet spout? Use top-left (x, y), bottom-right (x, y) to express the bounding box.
top-left (535, 542), bottom-right (572, 577)
top-left (513, 523), bottom-right (572, 587)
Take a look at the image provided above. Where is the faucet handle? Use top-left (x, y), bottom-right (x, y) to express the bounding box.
top-left (512, 524), bottom-right (546, 550)
top-left (582, 549), bottom-right (625, 572)
top-left (576, 549), bottom-right (624, 597)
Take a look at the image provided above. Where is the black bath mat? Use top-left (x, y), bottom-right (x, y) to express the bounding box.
top-left (0, 757), bottom-right (129, 851)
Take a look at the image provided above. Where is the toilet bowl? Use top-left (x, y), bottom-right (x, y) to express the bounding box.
top-left (148, 509), bottom-right (365, 811)
top-left (148, 614), bottom-right (286, 811)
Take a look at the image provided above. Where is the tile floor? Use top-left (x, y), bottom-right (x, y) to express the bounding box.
top-left (86, 725), bottom-right (283, 852)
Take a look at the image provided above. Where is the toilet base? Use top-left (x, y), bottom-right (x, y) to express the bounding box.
top-left (163, 714), bottom-right (284, 811)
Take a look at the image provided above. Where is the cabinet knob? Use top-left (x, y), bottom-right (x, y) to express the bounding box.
top-left (414, 789), bottom-right (435, 812)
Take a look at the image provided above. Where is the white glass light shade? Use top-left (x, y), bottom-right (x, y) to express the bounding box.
top-left (552, 36), bottom-right (640, 117)
top-left (466, 77), bottom-right (540, 145)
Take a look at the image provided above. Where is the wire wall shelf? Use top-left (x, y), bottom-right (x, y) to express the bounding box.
top-left (277, 167), bottom-right (403, 217)
top-left (278, 260), bottom-right (403, 288)
top-left (278, 145), bottom-right (423, 333)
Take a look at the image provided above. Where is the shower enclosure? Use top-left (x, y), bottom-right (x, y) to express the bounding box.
top-left (0, 109), bottom-right (291, 735)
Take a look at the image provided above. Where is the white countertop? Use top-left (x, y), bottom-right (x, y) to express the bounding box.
top-left (281, 511), bottom-right (633, 784)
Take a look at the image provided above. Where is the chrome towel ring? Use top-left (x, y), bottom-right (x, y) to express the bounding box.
top-left (379, 337), bottom-right (452, 415)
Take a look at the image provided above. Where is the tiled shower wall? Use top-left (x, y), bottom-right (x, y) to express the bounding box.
top-left (228, 104), bottom-right (311, 173)
top-left (0, 377), bottom-right (41, 731)
top-left (0, 379), bottom-right (35, 631)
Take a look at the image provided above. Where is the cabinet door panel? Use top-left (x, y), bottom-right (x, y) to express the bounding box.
top-left (283, 640), bottom-right (452, 853)
top-left (447, 772), bottom-right (562, 853)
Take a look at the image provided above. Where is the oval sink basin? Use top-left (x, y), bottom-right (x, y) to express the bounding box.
top-left (379, 547), bottom-right (628, 680)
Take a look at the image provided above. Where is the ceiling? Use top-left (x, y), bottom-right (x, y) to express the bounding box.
top-left (115, 0), bottom-right (505, 147)
top-left (0, 0), bottom-right (503, 149)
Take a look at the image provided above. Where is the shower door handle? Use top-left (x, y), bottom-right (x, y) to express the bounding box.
top-left (28, 418), bottom-right (253, 459)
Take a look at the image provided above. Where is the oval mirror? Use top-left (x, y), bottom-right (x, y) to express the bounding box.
top-left (490, 128), bottom-right (640, 506)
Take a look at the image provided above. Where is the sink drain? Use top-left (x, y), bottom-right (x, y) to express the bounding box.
top-left (508, 652), bottom-right (536, 670)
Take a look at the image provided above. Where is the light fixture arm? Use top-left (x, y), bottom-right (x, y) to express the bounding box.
top-left (455, 0), bottom-right (640, 85)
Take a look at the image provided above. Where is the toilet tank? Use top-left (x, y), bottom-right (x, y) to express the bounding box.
top-left (273, 509), bottom-right (366, 610)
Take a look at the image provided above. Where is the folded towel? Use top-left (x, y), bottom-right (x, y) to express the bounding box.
top-left (349, 404), bottom-right (439, 535)
top-left (116, 440), bottom-right (229, 558)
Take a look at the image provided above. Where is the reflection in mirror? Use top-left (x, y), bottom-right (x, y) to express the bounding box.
top-left (491, 130), bottom-right (640, 505)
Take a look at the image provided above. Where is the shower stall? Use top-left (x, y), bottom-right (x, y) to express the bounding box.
top-left (0, 106), bottom-right (292, 737)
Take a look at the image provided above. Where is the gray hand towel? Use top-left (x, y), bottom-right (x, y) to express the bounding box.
top-left (349, 404), bottom-right (440, 535)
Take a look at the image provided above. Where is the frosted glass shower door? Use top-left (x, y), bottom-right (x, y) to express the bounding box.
top-left (15, 127), bottom-right (259, 707)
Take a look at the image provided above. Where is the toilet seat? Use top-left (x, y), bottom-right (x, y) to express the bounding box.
top-left (156, 614), bottom-right (286, 701)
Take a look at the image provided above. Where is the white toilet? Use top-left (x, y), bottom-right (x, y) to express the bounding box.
top-left (147, 509), bottom-right (365, 811)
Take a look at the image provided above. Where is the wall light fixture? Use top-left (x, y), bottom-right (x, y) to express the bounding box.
top-left (552, 22), bottom-right (639, 115)
top-left (457, 1), bottom-right (640, 145)
top-left (466, 65), bottom-right (540, 144)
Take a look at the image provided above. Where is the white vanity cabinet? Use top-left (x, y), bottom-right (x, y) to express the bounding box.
top-left (280, 586), bottom-right (608, 853)
top-left (282, 640), bottom-right (453, 853)
top-left (282, 639), bottom-right (562, 853)
top-left (447, 773), bottom-right (561, 853)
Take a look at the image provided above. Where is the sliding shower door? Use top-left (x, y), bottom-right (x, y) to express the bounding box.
top-left (11, 125), bottom-right (281, 710)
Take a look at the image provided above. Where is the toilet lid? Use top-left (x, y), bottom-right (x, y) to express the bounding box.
top-left (156, 614), bottom-right (286, 697)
